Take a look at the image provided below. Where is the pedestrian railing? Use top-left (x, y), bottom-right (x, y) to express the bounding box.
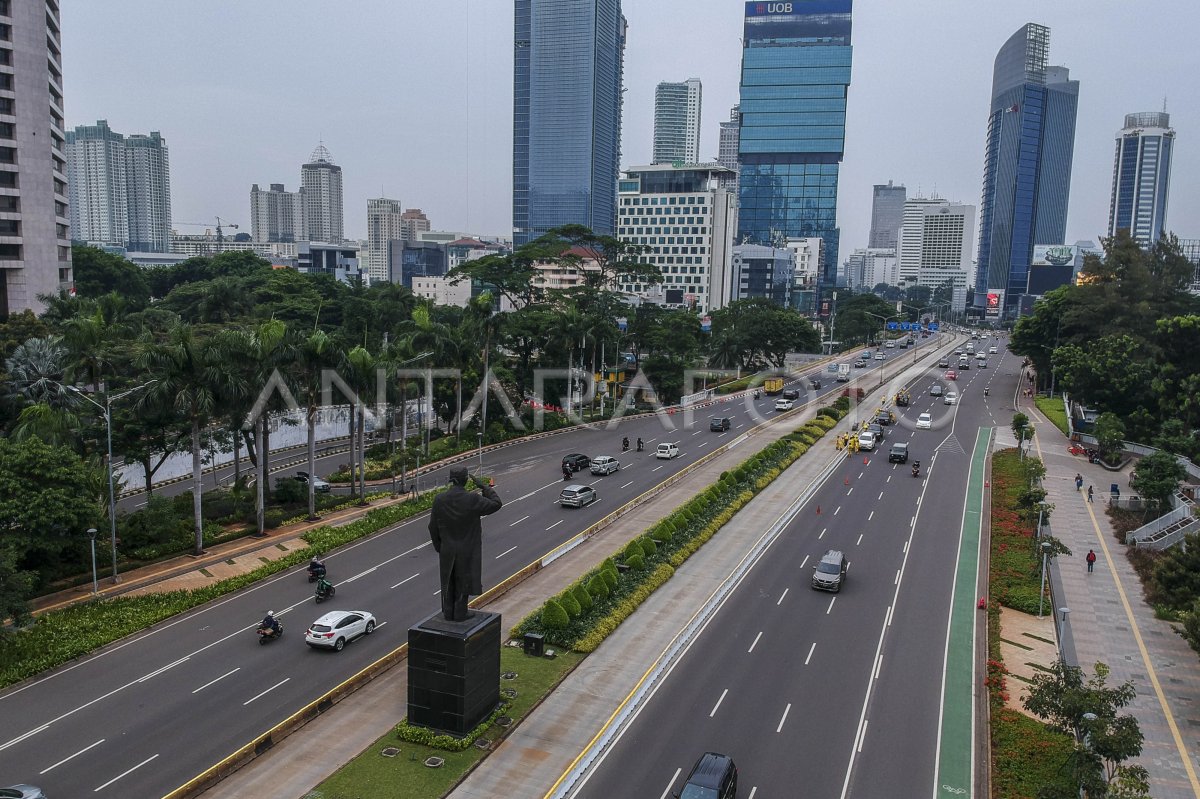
top-left (1127, 491), bottom-right (1199, 549)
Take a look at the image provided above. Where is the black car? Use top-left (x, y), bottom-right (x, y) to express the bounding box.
top-left (561, 453), bottom-right (590, 472)
top-left (809, 378), bottom-right (822, 389)
top-left (709, 417), bottom-right (731, 432)
top-left (677, 752), bottom-right (738, 799)
top-left (782, 388), bottom-right (800, 400)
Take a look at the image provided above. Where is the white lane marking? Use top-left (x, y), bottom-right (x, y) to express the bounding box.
top-left (94, 753), bottom-right (159, 792)
top-left (390, 573), bottom-right (419, 589)
top-left (620, 481), bottom-right (633, 489)
top-left (495, 545), bottom-right (518, 560)
top-left (243, 677), bottom-right (290, 706)
top-left (856, 534), bottom-right (864, 546)
top-left (833, 506), bottom-right (841, 516)
top-left (911, 516), bottom-right (916, 528)
top-left (776, 703), bottom-right (792, 733)
top-left (846, 487), bottom-right (854, 496)
top-left (192, 667), bottom-right (240, 694)
top-left (40, 737), bottom-right (105, 774)
top-left (878, 491), bottom-right (884, 500)
top-left (857, 719), bottom-right (868, 752)
top-left (868, 511), bottom-right (874, 521)
top-left (799, 554), bottom-right (809, 569)
top-left (776, 588), bottom-right (789, 606)
top-left (509, 515), bottom-right (530, 527)
top-left (698, 441), bottom-right (710, 448)
top-left (652, 465), bottom-right (665, 472)
top-left (710, 688), bottom-right (729, 718)
top-left (659, 768), bottom-right (682, 799)
top-left (858, 471), bottom-right (864, 478)
top-left (826, 597), bottom-right (837, 614)
top-left (514, 481), bottom-right (560, 502)
top-left (748, 788), bottom-right (758, 799)
top-left (692, 430), bottom-right (702, 436)
top-left (433, 589), bottom-right (441, 596)
top-left (875, 652), bottom-right (884, 679)
top-left (545, 519), bottom-right (564, 531)
top-left (748, 631), bottom-right (763, 653)
top-left (342, 565), bottom-right (377, 583)
top-left (0, 723), bottom-right (49, 751)
top-left (805, 642), bottom-right (817, 665)
top-left (136, 656), bottom-right (189, 683)
top-left (819, 528), bottom-right (826, 539)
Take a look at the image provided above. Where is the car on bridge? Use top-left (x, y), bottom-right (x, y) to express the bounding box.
top-left (774, 398), bottom-right (795, 411)
top-left (655, 442), bottom-right (680, 460)
top-left (678, 752), bottom-right (738, 799)
top-left (944, 369), bottom-right (957, 381)
top-left (562, 453), bottom-right (590, 472)
top-left (589, 456), bottom-right (621, 475)
top-left (305, 610), bottom-right (376, 652)
top-left (559, 484), bottom-right (598, 507)
top-left (917, 412), bottom-right (933, 429)
top-left (857, 430), bottom-right (877, 451)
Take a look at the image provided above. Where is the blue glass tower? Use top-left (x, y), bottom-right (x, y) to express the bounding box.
top-left (736, 0), bottom-right (853, 293)
top-left (513, 0), bottom-right (626, 246)
top-left (974, 24), bottom-right (1078, 320)
top-left (1108, 112), bottom-right (1174, 247)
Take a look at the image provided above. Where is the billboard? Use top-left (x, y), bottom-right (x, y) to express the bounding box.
top-left (985, 290), bottom-right (1004, 318)
top-left (744, 0), bottom-right (852, 40)
top-left (1033, 244), bottom-right (1076, 267)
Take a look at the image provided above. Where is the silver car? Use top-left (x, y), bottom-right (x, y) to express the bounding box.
top-left (560, 484), bottom-right (598, 508)
top-left (589, 455), bottom-right (620, 475)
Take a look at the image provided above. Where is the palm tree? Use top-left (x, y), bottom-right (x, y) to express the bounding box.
top-left (233, 319), bottom-right (292, 534)
top-left (136, 324), bottom-right (241, 555)
top-left (293, 328), bottom-right (342, 520)
top-left (345, 345), bottom-right (376, 503)
top-left (5, 335), bottom-right (71, 406)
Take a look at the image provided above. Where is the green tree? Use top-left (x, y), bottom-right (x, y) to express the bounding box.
top-left (293, 328), bottom-right (342, 520)
top-left (1151, 532), bottom-right (1200, 610)
top-left (1093, 412), bottom-right (1126, 464)
top-left (1131, 451), bottom-right (1187, 515)
top-left (1011, 413), bottom-right (1032, 456)
top-left (71, 245), bottom-right (151, 305)
top-left (1052, 335), bottom-right (1154, 419)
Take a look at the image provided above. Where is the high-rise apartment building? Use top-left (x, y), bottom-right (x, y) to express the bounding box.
top-left (400, 208), bottom-right (431, 242)
top-left (736, 0), bottom-right (853, 288)
top-left (732, 244), bottom-right (794, 306)
top-left (652, 78), bottom-right (702, 165)
top-left (250, 183), bottom-right (304, 243)
top-left (301, 143), bottom-right (343, 243)
top-left (363, 197), bottom-right (404, 283)
top-left (0, 0), bottom-right (72, 314)
top-left (67, 120), bottom-right (172, 253)
top-left (616, 163), bottom-right (736, 313)
top-left (868, 181), bottom-right (906, 249)
top-left (717, 104), bottom-right (740, 191)
top-left (513, 0), bottom-right (627, 245)
top-left (897, 196), bottom-right (975, 311)
top-left (1108, 111), bottom-right (1174, 247)
top-left (844, 248), bottom-right (897, 291)
top-left (975, 23), bottom-right (1078, 319)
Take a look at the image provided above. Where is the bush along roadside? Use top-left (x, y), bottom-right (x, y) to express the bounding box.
top-left (510, 399), bottom-right (849, 654)
top-left (0, 489), bottom-right (443, 690)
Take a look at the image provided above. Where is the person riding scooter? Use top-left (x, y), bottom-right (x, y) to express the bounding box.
top-left (636, 437), bottom-right (644, 452)
top-left (258, 610), bottom-right (282, 641)
top-left (984, 387), bottom-right (989, 396)
top-left (307, 557), bottom-right (326, 582)
top-left (622, 436), bottom-right (630, 452)
top-left (911, 460), bottom-right (921, 478)
top-left (562, 465), bottom-right (573, 481)
top-left (753, 389), bottom-right (761, 399)
top-left (314, 575), bottom-right (335, 602)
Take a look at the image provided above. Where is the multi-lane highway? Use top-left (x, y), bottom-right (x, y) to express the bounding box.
top-left (568, 337), bottom-right (1013, 799)
top-left (0, 342), bottom-right (946, 797)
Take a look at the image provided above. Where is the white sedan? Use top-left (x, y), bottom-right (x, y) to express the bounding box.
top-left (916, 412), bottom-right (933, 429)
top-left (988, 346), bottom-right (998, 354)
top-left (774, 398), bottom-right (794, 411)
top-left (306, 610), bottom-right (377, 651)
top-left (944, 392), bottom-right (959, 405)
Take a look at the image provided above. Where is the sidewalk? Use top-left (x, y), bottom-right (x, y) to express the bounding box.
top-left (1022, 397), bottom-right (1200, 799)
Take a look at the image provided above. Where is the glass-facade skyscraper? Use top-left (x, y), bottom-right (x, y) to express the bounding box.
top-left (974, 23), bottom-right (1079, 320)
top-left (1108, 112), bottom-right (1174, 247)
top-left (736, 0), bottom-right (853, 291)
top-left (513, 0), bottom-right (627, 246)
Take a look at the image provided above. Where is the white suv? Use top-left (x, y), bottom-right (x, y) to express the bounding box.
top-left (655, 442), bottom-right (680, 460)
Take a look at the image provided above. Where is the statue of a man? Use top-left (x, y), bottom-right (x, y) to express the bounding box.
top-left (428, 467), bottom-right (503, 621)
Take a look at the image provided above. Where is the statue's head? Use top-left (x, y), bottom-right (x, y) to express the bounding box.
top-left (448, 467), bottom-right (469, 487)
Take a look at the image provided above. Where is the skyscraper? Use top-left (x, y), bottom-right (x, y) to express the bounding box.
top-left (1108, 111), bottom-right (1174, 247)
top-left (717, 104), bottom-right (740, 191)
top-left (513, 0), bottom-right (627, 245)
top-left (896, 196), bottom-right (975, 311)
top-left (0, 0), bottom-right (72, 314)
top-left (250, 183), bottom-right (305, 243)
top-left (868, 181), bottom-right (906, 249)
top-left (301, 144), bottom-right (344, 243)
top-left (975, 23), bottom-right (1078, 320)
top-left (365, 197), bottom-right (405, 283)
top-left (66, 121), bottom-right (172, 253)
top-left (652, 78), bottom-right (702, 165)
top-left (400, 208), bottom-right (431, 241)
top-left (736, 0), bottom-right (853, 289)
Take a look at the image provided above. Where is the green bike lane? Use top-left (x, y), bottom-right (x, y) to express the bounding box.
top-left (934, 426), bottom-right (989, 797)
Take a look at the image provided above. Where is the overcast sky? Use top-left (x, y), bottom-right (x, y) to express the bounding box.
top-left (63, 0), bottom-right (1198, 257)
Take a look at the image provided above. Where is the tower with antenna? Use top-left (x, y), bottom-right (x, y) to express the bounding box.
top-left (301, 142), bottom-right (344, 243)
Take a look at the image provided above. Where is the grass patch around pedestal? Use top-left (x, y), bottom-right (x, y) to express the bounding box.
top-left (1034, 395), bottom-right (1069, 437)
top-left (312, 647), bottom-right (581, 799)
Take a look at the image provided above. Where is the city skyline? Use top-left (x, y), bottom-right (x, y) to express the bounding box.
top-left (61, 1), bottom-right (1200, 256)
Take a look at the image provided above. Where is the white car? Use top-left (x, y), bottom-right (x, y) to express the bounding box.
top-left (988, 346), bottom-right (998, 354)
top-left (857, 431), bottom-right (877, 451)
top-left (655, 442), bottom-right (680, 460)
top-left (944, 392), bottom-right (958, 405)
top-left (874, 352), bottom-right (885, 360)
top-left (589, 455), bottom-right (620, 475)
top-left (306, 610), bottom-right (376, 651)
top-left (774, 398), bottom-right (794, 411)
top-left (975, 352), bottom-right (986, 360)
top-left (916, 412), bottom-right (933, 429)
top-left (884, 340), bottom-right (895, 349)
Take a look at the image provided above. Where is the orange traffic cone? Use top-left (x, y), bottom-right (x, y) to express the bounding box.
top-left (844, 475), bottom-right (850, 485)
top-left (863, 456), bottom-right (869, 465)
top-left (816, 505), bottom-right (822, 515)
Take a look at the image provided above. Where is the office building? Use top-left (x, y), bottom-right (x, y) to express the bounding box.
top-left (868, 181), bottom-right (906, 249)
top-left (301, 143), bottom-right (343, 243)
top-left (1180, 239), bottom-right (1200, 295)
top-left (297, 241), bottom-right (358, 283)
top-left (616, 163), bottom-right (737, 313)
top-left (513, 0), bottom-right (627, 245)
top-left (844, 247), bottom-right (897, 291)
top-left (387, 239), bottom-right (448, 288)
top-left (732, 244), bottom-right (793, 306)
top-left (250, 183), bottom-right (304, 243)
top-left (0, 0), bottom-right (72, 314)
top-left (364, 197), bottom-right (405, 282)
top-left (896, 197), bottom-right (974, 311)
top-left (653, 77), bottom-right (702, 165)
top-left (717, 104), bottom-right (740, 190)
top-left (1108, 111), bottom-right (1174, 247)
top-left (975, 23), bottom-right (1078, 320)
top-left (400, 208), bottom-right (431, 241)
top-left (736, 0), bottom-right (853, 288)
top-left (67, 121), bottom-right (172, 253)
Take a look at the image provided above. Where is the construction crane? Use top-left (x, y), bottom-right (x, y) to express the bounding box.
top-left (174, 216), bottom-right (240, 245)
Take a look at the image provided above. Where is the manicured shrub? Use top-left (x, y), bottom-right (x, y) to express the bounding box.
top-left (622, 539), bottom-right (644, 561)
top-left (541, 599), bottom-right (570, 630)
top-left (558, 590), bottom-right (581, 619)
top-left (587, 573), bottom-right (610, 601)
top-left (625, 553), bottom-right (645, 571)
top-left (263, 508), bottom-right (285, 529)
top-left (572, 583), bottom-right (593, 613)
top-left (651, 524), bottom-right (673, 545)
top-left (640, 537), bottom-right (657, 557)
top-left (601, 568), bottom-right (618, 590)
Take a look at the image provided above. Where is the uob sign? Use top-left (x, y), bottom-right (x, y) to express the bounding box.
top-left (762, 2), bottom-right (793, 12)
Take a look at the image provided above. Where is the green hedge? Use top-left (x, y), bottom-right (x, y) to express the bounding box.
top-left (0, 490), bottom-right (442, 689)
top-left (394, 700), bottom-right (511, 752)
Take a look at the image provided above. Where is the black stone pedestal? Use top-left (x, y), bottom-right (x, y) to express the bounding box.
top-left (407, 610), bottom-right (501, 737)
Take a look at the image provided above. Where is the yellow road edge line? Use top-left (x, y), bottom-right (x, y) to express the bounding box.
top-left (1031, 426), bottom-right (1200, 797)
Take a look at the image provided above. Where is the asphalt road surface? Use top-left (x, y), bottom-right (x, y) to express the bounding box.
top-left (0, 342), bottom-right (947, 797)
top-left (569, 337), bottom-right (1014, 799)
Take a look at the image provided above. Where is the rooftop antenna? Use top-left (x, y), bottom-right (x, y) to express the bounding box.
top-left (1163, 96), bottom-right (1168, 113)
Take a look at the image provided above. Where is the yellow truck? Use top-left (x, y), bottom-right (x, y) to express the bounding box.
top-left (763, 377), bottom-right (784, 395)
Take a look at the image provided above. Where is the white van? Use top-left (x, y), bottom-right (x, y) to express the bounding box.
top-left (656, 442), bottom-right (680, 460)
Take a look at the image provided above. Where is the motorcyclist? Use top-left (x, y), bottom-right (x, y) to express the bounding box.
top-left (911, 460), bottom-right (921, 477)
top-left (308, 557), bottom-right (326, 580)
top-left (562, 465), bottom-right (573, 481)
top-left (753, 389), bottom-right (761, 399)
top-left (622, 436), bottom-right (630, 452)
top-left (984, 387), bottom-right (989, 396)
top-left (315, 576), bottom-right (334, 599)
top-left (636, 437), bottom-right (644, 452)
top-left (260, 610), bottom-right (281, 635)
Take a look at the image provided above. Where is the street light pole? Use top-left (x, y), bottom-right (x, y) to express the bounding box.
top-left (1039, 541), bottom-right (1052, 617)
top-left (87, 527), bottom-right (98, 595)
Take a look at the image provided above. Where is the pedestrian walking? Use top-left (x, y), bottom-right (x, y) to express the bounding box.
top-left (1087, 485), bottom-right (1094, 503)
top-left (1075, 473), bottom-right (1083, 492)
top-left (1086, 549), bottom-right (1097, 573)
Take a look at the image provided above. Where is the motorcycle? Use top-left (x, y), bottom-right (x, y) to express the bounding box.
top-left (562, 467), bottom-right (573, 482)
top-left (753, 390), bottom-right (761, 399)
top-left (911, 462), bottom-right (921, 478)
top-left (636, 439), bottom-right (644, 452)
top-left (984, 387), bottom-right (989, 396)
top-left (622, 437), bottom-right (630, 452)
top-left (257, 623), bottom-right (284, 644)
top-left (306, 560), bottom-right (326, 583)
top-left (315, 578), bottom-right (336, 603)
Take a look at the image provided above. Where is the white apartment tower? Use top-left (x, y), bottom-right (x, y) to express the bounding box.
top-left (0, 0), bottom-right (72, 313)
top-left (67, 120), bottom-right (171, 253)
top-left (895, 196), bottom-right (975, 310)
top-left (652, 78), bottom-right (702, 165)
top-left (250, 183), bottom-right (304, 243)
top-left (365, 197), bottom-right (405, 282)
top-left (717, 104), bottom-right (740, 191)
top-left (301, 143), bottom-right (343, 243)
top-left (617, 163), bottom-right (737, 313)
